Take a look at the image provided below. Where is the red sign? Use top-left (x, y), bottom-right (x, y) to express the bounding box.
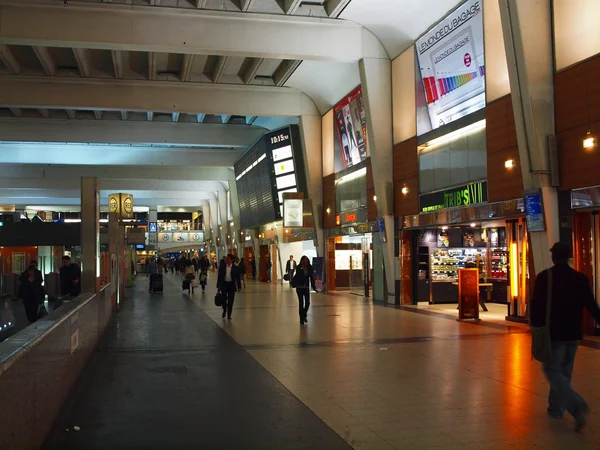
top-left (464, 53), bottom-right (472, 67)
top-left (458, 268), bottom-right (479, 321)
top-left (344, 213), bottom-right (357, 223)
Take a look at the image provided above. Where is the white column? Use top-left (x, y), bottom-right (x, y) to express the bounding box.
top-left (228, 179), bottom-right (242, 257)
top-left (80, 177), bottom-right (99, 293)
top-left (500, 0), bottom-right (556, 272)
top-left (209, 197), bottom-right (220, 259)
top-left (299, 114), bottom-right (324, 256)
top-left (359, 55), bottom-right (395, 302)
top-left (217, 188), bottom-right (229, 253)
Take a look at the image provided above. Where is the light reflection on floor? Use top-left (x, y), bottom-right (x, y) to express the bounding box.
top-left (173, 274), bottom-right (600, 449)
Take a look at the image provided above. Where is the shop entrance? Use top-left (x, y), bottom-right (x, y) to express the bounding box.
top-left (408, 221), bottom-right (528, 322)
top-left (328, 234), bottom-right (372, 294)
top-left (573, 211), bottom-right (600, 335)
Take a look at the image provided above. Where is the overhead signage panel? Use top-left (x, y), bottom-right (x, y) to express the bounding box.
top-left (274, 158), bottom-right (295, 176)
top-left (276, 173), bottom-right (297, 191)
top-left (524, 193), bottom-right (545, 232)
top-left (272, 145), bottom-right (293, 163)
top-left (283, 199), bottom-right (303, 228)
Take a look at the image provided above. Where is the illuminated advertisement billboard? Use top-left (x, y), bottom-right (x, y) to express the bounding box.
top-left (333, 86), bottom-right (369, 172)
top-left (415, 0), bottom-right (485, 136)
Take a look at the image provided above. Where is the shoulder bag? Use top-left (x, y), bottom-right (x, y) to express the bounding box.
top-left (531, 268), bottom-right (553, 363)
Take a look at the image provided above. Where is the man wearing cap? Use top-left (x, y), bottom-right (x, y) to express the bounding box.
top-left (531, 242), bottom-right (600, 431)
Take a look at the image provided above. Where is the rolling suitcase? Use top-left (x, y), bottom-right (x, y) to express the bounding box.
top-left (152, 274), bottom-right (163, 292)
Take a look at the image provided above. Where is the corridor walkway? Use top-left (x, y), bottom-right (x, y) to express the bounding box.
top-left (47, 273), bottom-right (600, 449)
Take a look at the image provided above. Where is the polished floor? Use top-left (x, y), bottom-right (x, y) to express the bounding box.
top-left (49, 272), bottom-right (600, 449)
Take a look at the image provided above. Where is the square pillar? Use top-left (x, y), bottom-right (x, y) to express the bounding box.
top-left (81, 177), bottom-right (100, 293)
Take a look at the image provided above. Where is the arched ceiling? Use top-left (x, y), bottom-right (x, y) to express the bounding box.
top-left (0, 0), bottom-right (465, 210)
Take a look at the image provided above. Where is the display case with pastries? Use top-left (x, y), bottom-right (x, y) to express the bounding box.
top-left (430, 248), bottom-right (487, 281)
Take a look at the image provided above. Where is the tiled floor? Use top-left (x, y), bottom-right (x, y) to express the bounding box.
top-left (186, 274), bottom-right (600, 449)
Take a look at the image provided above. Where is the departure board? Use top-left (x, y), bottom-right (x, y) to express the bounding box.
top-left (235, 125), bottom-right (306, 229)
top-left (235, 136), bottom-right (279, 229)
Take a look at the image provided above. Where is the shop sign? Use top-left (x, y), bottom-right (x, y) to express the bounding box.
top-left (340, 208), bottom-right (366, 225)
top-left (377, 217), bottom-right (386, 243)
top-left (190, 232), bottom-right (204, 242)
top-left (524, 193), bottom-right (545, 232)
top-left (173, 233), bottom-right (189, 242)
top-left (149, 222), bottom-right (158, 233)
top-left (159, 232), bottom-right (171, 242)
top-left (340, 199), bottom-right (361, 211)
top-left (420, 181), bottom-right (487, 213)
top-left (108, 193), bottom-right (134, 219)
top-left (283, 199), bottom-right (303, 227)
top-left (127, 228), bottom-right (145, 245)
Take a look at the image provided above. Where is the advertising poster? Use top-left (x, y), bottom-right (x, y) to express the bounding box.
top-left (333, 86), bottom-right (369, 172)
top-left (415, 0), bottom-right (485, 135)
top-left (312, 256), bottom-right (324, 292)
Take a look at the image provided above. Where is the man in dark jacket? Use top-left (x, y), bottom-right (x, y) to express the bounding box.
top-left (285, 255), bottom-right (297, 288)
top-left (530, 242), bottom-right (600, 430)
top-left (60, 256), bottom-right (81, 296)
top-left (217, 254), bottom-right (241, 320)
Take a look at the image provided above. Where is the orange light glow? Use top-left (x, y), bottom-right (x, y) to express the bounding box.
top-left (510, 242), bottom-right (519, 299)
top-left (521, 237), bottom-right (528, 316)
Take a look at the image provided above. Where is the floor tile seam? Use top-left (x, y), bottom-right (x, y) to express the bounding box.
top-left (242, 341), bottom-right (362, 448)
top-left (238, 330), bottom-right (516, 351)
top-left (169, 276), bottom-right (360, 449)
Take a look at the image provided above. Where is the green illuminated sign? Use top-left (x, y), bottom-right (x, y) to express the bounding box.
top-left (420, 181), bottom-right (488, 213)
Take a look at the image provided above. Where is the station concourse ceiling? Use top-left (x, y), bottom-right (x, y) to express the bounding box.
top-left (0, 0), bottom-right (461, 209)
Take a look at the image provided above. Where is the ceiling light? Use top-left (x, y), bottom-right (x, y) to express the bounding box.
top-left (401, 186), bottom-right (409, 195)
top-left (583, 131), bottom-right (596, 149)
top-left (326, 207), bottom-right (331, 214)
top-left (470, 223), bottom-right (477, 228)
top-left (504, 159), bottom-right (515, 169)
top-left (441, 226), bottom-right (448, 231)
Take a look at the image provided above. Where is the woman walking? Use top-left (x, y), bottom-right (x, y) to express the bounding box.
top-left (292, 256), bottom-right (316, 325)
top-left (184, 261), bottom-right (196, 294)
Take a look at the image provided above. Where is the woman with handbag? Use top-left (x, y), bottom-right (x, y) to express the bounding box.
top-left (183, 261), bottom-right (196, 294)
top-left (292, 256), bottom-right (316, 325)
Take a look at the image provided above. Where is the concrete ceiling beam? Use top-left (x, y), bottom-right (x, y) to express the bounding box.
top-left (0, 75), bottom-right (319, 117)
top-left (0, 164), bottom-right (236, 182)
top-left (0, 44), bottom-right (20, 73)
top-left (0, 117), bottom-right (263, 146)
top-left (0, 1), bottom-right (372, 62)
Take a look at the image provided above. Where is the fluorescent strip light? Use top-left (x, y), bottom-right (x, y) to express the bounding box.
top-left (419, 119), bottom-right (486, 152)
top-left (257, 153), bottom-right (267, 163)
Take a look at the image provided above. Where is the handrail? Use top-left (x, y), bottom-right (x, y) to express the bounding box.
top-left (0, 287), bottom-right (108, 377)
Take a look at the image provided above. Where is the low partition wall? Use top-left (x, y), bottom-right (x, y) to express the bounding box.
top-left (0, 285), bottom-right (113, 450)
